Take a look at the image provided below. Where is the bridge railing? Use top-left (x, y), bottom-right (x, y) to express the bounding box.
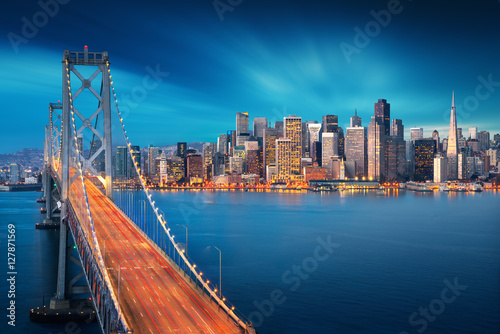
top-left (106, 62), bottom-right (253, 331)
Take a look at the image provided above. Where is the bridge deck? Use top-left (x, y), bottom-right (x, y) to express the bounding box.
top-left (84, 180), bottom-right (243, 334)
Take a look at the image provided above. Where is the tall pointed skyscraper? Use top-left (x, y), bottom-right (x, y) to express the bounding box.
top-left (447, 91), bottom-right (458, 179)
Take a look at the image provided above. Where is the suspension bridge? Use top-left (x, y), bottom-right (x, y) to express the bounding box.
top-left (35, 47), bottom-right (255, 334)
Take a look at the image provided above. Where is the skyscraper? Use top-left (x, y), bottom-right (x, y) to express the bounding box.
top-left (374, 99), bottom-right (390, 136)
top-left (350, 109), bottom-right (361, 127)
top-left (203, 142), bottom-right (216, 181)
top-left (368, 116), bottom-right (385, 180)
top-left (177, 142), bottom-right (187, 158)
top-left (478, 131), bottom-right (490, 151)
top-left (245, 141), bottom-right (261, 175)
top-left (129, 145), bottom-right (141, 178)
top-left (115, 146), bottom-right (128, 177)
top-left (447, 91), bottom-right (459, 179)
top-left (217, 134), bottom-right (228, 155)
top-left (469, 127), bottom-right (478, 140)
top-left (410, 128), bottom-right (424, 142)
top-left (253, 117), bottom-right (268, 138)
top-left (385, 136), bottom-right (406, 181)
top-left (302, 121), bottom-right (318, 157)
top-left (345, 126), bottom-right (367, 177)
top-left (9, 163), bottom-right (21, 184)
top-left (414, 139), bottom-right (436, 181)
top-left (147, 146), bottom-right (161, 177)
top-left (284, 116), bottom-right (302, 175)
top-left (263, 128), bottom-right (278, 178)
top-left (276, 138), bottom-right (292, 182)
top-left (236, 112), bottom-right (250, 145)
top-left (391, 119), bottom-right (404, 139)
top-left (432, 130), bottom-right (440, 151)
top-left (307, 123), bottom-right (322, 158)
top-left (322, 115), bottom-right (338, 133)
top-left (433, 153), bottom-right (448, 183)
top-left (322, 132), bottom-right (339, 174)
top-left (186, 155), bottom-right (203, 183)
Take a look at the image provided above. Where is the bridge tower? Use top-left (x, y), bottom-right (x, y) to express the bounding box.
top-left (51, 47), bottom-right (114, 309)
top-left (42, 102), bottom-right (62, 224)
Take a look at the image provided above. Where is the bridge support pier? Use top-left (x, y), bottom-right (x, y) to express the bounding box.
top-left (51, 217), bottom-right (70, 309)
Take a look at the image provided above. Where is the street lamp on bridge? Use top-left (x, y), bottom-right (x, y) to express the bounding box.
top-left (176, 224), bottom-right (188, 256)
top-left (209, 245), bottom-right (222, 299)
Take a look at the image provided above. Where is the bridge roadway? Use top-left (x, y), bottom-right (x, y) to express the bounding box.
top-left (82, 179), bottom-right (243, 334)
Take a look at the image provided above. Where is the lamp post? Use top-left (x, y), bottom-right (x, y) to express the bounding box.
top-left (209, 245), bottom-right (222, 298)
top-left (118, 258), bottom-right (133, 320)
top-left (177, 224), bottom-right (188, 256)
top-left (103, 233), bottom-right (116, 265)
top-left (139, 200), bottom-right (145, 230)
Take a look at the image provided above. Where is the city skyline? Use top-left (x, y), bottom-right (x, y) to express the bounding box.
top-left (1, 0), bottom-right (500, 153)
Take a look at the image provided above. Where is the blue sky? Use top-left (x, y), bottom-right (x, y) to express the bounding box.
top-left (1, 0), bottom-right (499, 153)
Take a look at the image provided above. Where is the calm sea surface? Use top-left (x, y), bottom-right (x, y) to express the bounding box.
top-left (1, 189), bottom-right (499, 333)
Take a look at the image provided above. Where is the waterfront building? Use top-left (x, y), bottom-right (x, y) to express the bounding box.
top-left (345, 126), bottom-right (367, 178)
top-left (276, 138), bottom-right (292, 182)
top-left (167, 156), bottom-right (185, 182)
top-left (414, 138), bottom-right (436, 181)
top-left (322, 132), bottom-right (338, 176)
top-left (433, 153), bottom-right (448, 183)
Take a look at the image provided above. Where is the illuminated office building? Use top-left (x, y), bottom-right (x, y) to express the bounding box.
top-left (345, 126), bottom-right (367, 177)
top-left (284, 116), bottom-right (302, 175)
top-left (433, 153), bottom-right (448, 183)
top-left (414, 138), bottom-right (436, 181)
top-left (368, 116), bottom-right (385, 180)
top-left (322, 132), bottom-right (338, 175)
top-left (263, 128), bottom-right (278, 177)
top-left (276, 138), bottom-right (292, 181)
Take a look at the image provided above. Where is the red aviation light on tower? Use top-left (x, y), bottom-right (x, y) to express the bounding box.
top-left (84, 45), bottom-right (88, 49)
